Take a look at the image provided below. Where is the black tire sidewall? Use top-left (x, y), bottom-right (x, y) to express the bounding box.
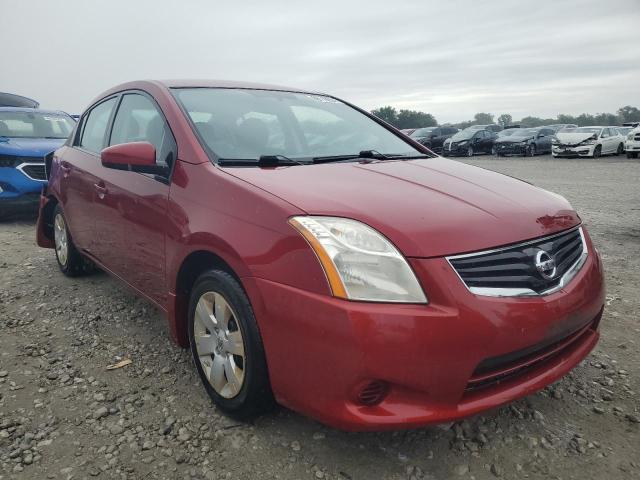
top-left (53, 204), bottom-right (85, 276)
top-left (594, 145), bottom-right (601, 158)
top-left (188, 270), bottom-right (271, 418)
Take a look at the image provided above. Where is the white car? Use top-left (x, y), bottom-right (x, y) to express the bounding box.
top-left (625, 127), bottom-right (640, 158)
top-left (552, 126), bottom-right (625, 158)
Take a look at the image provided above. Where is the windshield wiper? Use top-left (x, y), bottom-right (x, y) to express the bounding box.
top-left (312, 150), bottom-right (431, 164)
top-left (217, 155), bottom-right (306, 167)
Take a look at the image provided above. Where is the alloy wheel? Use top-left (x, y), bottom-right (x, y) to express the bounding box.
top-left (193, 291), bottom-right (246, 399)
top-left (54, 213), bottom-right (68, 267)
top-left (528, 144), bottom-right (536, 157)
top-left (467, 146), bottom-right (474, 157)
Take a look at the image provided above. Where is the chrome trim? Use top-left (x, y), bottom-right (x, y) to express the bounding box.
top-left (446, 226), bottom-right (588, 298)
top-left (16, 162), bottom-right (47, 182)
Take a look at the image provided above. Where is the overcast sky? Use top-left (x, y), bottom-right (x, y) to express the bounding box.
top-left (2, 0), bottom-right (639, 123)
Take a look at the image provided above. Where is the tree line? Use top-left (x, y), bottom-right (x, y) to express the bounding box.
top-left (371, 105), bottom-right (640, 129)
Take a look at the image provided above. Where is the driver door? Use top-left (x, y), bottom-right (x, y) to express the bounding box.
top-left (94, 92), bottom-right (176, 305)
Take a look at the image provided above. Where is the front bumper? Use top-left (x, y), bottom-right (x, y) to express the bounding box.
top-left (442, 143), bottom-right (470, 156)
top-left (495, 142), bottom-right (527, 155)
top-left (244, 229), bottom-right (605, 431)
top-left (552, 144), bottom-right (595, 157)
top-left (0, 166), bottom-right (46, 218)
top-left (625, 140), bottom-right (640, 152)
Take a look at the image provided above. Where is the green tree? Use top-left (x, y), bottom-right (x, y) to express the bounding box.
top-left (473, 112), bottom-right (494, 125)
top-left (617, 106), bottom-right (640, 123)
top-left (371, 106), bottom-right (437, 129)
top-left (371, 106), bottom-right (398, 125)
top-left (497, 114), bottom-right (513, 127)
top-left (396, 109), bottom-right (437, 129)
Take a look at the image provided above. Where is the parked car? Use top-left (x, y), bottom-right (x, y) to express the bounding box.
top-left (442, 128), bottom-right (497, 156)
top-left (625, 126), bottom-right (640, 158)
top-left (614, 126), bottom-right (633, 138)
top-left (622, 122), bottom-right (640, 128)
top-left (409, 126), bottom-right (459, 153)
top-left (552, 126), bottom-right (625, 158)
top-left (494, 127), bottom-right (555, 157)
top-left (0, 92), bottom-right (39, 108)
top-left (467, 123), bottom-right (502, 133)
top-left (37, 80), bottom-right (604, 431)
top-left (0, 107), bottom-right (75, 219)
top-left (496, 128), bottom-right (519, 138)
top-left (547, 124), bottom-right (578, 132)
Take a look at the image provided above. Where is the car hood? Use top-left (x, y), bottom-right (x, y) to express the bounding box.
top-left (224, 158), bottom-right (579, 258)
top-left (495, 136), bottom-right (532, 144)
top-left (555, 132), bottom-right (597, 144)
top-left (0, 137), bottom-right (67, 156)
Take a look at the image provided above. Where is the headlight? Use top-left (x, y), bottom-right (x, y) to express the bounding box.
top-left (458, 140), bottom-right (468, 146)
top-left (289, 216), bottom-right (427, 303)
top-left (578, 138), bottom-right (596, 146)
top-left (629, 133), bottom-right (635, 140)
top-left (551, 137), bottom-right (560, 145)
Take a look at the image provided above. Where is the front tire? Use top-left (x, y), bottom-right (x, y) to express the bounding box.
top-left (526, 144), bottom-right (536, 157)
top-left (593, 145), bottom-right (602, 158)
top-left (53, 205), bottom-right (91, 277)
top-left (188, 270), bottom-right (273, 419)
top-left (615, 143), bottom-right (624, 156)
top-left (466, 146), bottom-right (474, 157)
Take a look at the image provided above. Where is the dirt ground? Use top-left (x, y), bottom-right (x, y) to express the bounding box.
top-left (1, 155), bottom-right (639, 480)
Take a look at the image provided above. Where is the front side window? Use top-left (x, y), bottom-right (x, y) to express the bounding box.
top-left (109, 93), bottom-right (175, 167)
top-left (0, 111), bottom-right (74, 139)
top-left (79, 98), bottom-right (117, 153)
top-left (172, 88), bottom-right (422, 163)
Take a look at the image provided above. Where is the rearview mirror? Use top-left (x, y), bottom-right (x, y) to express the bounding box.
top-left (101, 142), bottom-right (163, 174)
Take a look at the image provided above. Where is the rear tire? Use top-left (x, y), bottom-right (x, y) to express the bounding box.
top-left (615, 143), bottom-right (624, 156)
top-left (53, 205), bottom-right (92, 277)
top-left (188, 270), bottom-right (273, 419)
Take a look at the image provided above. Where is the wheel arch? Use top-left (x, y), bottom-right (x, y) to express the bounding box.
top-left (169, 248), bottom-right (249, 347)
top-left (36, 194), bottom-right (60, 248)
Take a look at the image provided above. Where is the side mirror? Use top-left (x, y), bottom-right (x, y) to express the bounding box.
top-left (101, 142), bottom-right (162, 174)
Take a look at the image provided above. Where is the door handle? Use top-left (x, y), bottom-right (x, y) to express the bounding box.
top-left (94, 183), bottom-right (108, 199)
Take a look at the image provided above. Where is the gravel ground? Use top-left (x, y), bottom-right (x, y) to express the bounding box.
top-left (1, 154), bottom-right (639, 480)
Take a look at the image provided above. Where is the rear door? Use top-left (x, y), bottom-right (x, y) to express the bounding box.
top-left (95, 92), bottom-right (176, 305)
top-left (61, 97), bottom-right (118, 252)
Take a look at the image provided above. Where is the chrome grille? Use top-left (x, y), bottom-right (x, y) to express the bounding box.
top-left (448, 226), bottom-right (587, 297)
top-left (17, 163), bottom-right (47, 181)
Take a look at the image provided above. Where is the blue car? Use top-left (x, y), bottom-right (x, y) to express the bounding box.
top-left (0, 107), bottom-right (75, 219)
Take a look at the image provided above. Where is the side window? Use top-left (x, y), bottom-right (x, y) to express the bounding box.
top-left (109, 93), bottom-right (176, 167)
top-left (600, 128), bottom-right (609, 138)
top-left (79, 98), bottom-right (117, 153)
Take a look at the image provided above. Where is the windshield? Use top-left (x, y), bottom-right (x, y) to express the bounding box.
top-left (172, 88), bottom-right (422, 162)
top-left (410, 127), bottom-right (436, 137)
top-left (568, 127), bottom-right (601, 134)
top-left (497, 129), bottom-right (518, 137)
top-left (0, 111), bottom-right (74, 139)
top-left (450, 129), bottom-right (476, 141)
top-left (617, 127), bottom-right (632, 135)
top-left (510, 128), bottom-right (538, 137)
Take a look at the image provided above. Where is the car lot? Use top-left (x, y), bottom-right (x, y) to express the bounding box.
top-left (0, 154), bottom-right (639, 480)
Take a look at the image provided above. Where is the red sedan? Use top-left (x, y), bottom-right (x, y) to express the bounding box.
top-left (36, 80), bottom-right (605, 431)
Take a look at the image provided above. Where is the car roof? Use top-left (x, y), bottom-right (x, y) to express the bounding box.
top-left (98, 79), bottom-right (322, 97)
top-left (0, 106), bottom-right (70, 115)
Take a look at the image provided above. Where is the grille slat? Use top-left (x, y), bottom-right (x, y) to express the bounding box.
top-left (20, 164), bottom-right (47, 181)
top-left (449, 227), bottom-right (586, 296)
